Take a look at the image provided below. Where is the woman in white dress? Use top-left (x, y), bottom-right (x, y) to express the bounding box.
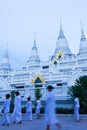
top-left (12, 91), bottom-right (22, 124)
top-left (44, 85), bottom-right (61, 130)
top-left (25, 96), bottom-right (32, 121)
top-left (74, 94), bottom-right (80, 122)
top-left (35, 97), bottom-right (41, 119)
top-left (2, 94), bottom-right (10, 126)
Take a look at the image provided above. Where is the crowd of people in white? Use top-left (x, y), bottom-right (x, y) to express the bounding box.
top-left (1, 85), bottom-right (80, 130)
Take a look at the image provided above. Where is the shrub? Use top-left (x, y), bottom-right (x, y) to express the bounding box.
top-left (56, 107), bottom-right (73, 114)
top-left (21, 106), bottom-right (26, 113)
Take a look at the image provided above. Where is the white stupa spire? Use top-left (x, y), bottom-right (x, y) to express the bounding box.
top-left (53, 19), bottom-right (71, 58)
top-left (33, 32), bottom-right (37, 48)
top-left (0, 43), bottom-right (11, 70)
top-left (77, 22), bottom-right (87, 56)
top-left (58, 18), bottom-right (65, 39)
top-left (80, 21), bottom-right (86, 41)
top-left (29, 32), bottom-right (40, 61)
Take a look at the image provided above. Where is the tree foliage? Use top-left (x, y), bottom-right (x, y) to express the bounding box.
top-left (10, 90), bottom-right (15, 113)
top-left (35, 88), bottom-right (42, 99)
top-left (67, 75), bottom-right (87, 113)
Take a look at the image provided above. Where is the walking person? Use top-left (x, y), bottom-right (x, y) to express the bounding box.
top-left (44, 85), bottom-right (62, 130)
top-left (35, 96), bottom-right (41, 119)
top-left (74, 94), bottom-right (80, 122)
top-left (1, 94), bottom-right (10, 126)
top-left (25, 96), bottom-right (32, 121)
top-left (12, 91), bottom-right (22, 124)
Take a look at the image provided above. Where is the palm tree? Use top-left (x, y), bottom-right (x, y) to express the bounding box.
top-left (67, 75), bottom-right (87, 113)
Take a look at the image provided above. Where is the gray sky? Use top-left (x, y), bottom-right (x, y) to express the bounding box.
top-left (0, 0), bottom-right (87, 69)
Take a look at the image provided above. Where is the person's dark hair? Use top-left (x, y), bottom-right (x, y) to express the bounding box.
top-left (46, 85), bottom-right (54, 90)
top-left (27, 96), bottom-right (31, 101)
top-left (15, 91), bottom-right (20, 95)
top-left (6, 94), bottom-right (10, 99)
top-left (74, 93), bottom-right (78, 98)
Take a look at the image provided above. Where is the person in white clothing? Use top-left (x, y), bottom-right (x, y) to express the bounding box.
top-left (74, 94), bottom-right (80, 122)
top-left (35, 97), bottom-right (41, 119)
top-left (12, 91), bottom-right (22, 124)
top-left (2, 94), bottom-right (10, 126)
top-left (44, 85), bottom-right (61, 130)
top-left (25, 96), bottom-right (32, 121)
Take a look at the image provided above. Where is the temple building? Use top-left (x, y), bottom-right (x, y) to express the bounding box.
top-left (0, 21), bottom-right (87, 100)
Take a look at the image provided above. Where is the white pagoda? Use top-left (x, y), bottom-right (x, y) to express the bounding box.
top-left (0, 21), bottom-right (87, 101)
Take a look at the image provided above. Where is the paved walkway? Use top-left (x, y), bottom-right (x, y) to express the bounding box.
top-left (0, 114), bottom-right (87, 130)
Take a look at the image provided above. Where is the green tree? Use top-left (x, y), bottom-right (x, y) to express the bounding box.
top-left (35, 88), bottom-right (42, 100)
top-left (67, 75), bottom-right (87, 113)
top-left (10, 90), bottom-right (15, 113)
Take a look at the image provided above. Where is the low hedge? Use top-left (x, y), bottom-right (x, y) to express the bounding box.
top-left (21, 106), bottom-right (73, 114)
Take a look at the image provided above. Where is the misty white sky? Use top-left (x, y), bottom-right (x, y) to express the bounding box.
top-left (0, 0), bottom-right (87, 69)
